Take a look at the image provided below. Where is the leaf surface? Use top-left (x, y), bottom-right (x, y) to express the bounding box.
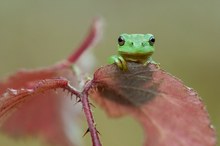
top-left (90, 62), bottom-right (217, 146)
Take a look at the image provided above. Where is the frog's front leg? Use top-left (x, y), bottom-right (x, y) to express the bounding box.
top-left (108, 55), bottom-right (128, 71)
top-left (144, 57), bottom-right (160, 68)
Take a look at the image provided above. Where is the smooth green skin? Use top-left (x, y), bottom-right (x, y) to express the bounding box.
top-left (109, 33), bottom-right (156, 71)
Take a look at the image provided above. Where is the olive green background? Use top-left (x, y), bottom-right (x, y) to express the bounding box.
top-left (0, 0), bottom-right (219, 146)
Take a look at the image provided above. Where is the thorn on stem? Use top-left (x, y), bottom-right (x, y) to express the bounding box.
top-left (83, 128), bottom-right (90, 137)
top-left (89, 102), bottom-right (96, 108)
top-left (76, 97), bottom-right (81, 102)
top-left (96, 129), bottom-right (101, 136)
top-left (82, 127), bottom-right (101, 137)
top-left (93, 123), bottom-right (101, 135)
top-left (74, 98), bottom-right (81, 105)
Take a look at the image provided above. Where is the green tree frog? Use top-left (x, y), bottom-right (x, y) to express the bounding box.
top-left (109, 33), bottom-right (157, 71)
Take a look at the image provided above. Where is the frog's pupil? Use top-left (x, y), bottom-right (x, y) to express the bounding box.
top-left (118, 36), bottom-right (125, 46)
top-left (149, 36), bottom-right (155, 46)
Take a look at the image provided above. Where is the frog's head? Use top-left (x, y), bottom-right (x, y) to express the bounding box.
top-left (117, 33), bottom-right (155, 62)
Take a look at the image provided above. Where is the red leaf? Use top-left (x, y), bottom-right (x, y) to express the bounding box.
top-left (0, 18), bottom-right (103, 146)
top-left (0, 68), bottom-right (79, 146)
top-left (90, 62), bottom-right (217, 146)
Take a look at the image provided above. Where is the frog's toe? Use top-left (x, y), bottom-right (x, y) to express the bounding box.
top-left (155, 63), bottom-right (160, 69)
top-left (144, 60), bottom-right (160, 69)
top-left (114, 58), bottom-right (124, 70)
top-left (150, 61), bottom-right (160, 69)
top-left (118, 56), bottom-right (128, 71)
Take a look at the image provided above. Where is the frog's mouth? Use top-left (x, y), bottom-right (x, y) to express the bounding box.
top-left (119, 51), bottom-right (153, 63)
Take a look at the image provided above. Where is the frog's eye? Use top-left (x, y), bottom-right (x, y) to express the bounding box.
top-left (149, 36), bottom-right (155, 46)
top-left (118, 36), bottom-right (125, 46)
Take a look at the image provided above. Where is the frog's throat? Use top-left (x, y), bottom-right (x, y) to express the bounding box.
top-left (119, 52), bottom-right (153, 63)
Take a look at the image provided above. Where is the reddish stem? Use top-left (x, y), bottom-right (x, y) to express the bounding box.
top-left (0, 79), bottom-right (81, 121)
top-left (66, 80), bottom-right (101, 146)
top-left (81, 80), bottom-right (102, 146)
top-left (0, 78), bottom-right (102, 146)
top-left (67, 18), bottom-right (102, 63)
top-left (61, 79), bottom-right (103, 146)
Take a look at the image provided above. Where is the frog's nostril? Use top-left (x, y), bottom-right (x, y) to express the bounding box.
top-left (131, 42), bottom-right (134, 46)
top-left (142, 42), bottom-right (145, 46)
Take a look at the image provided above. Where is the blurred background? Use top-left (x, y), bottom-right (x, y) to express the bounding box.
top-left (0, 0), bottom-right (219, 146)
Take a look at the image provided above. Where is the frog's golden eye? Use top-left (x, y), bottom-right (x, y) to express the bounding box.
top-left (118, 36), bottom-right (125, 46)
top-left (149, 36), bottom-right (155, 46)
